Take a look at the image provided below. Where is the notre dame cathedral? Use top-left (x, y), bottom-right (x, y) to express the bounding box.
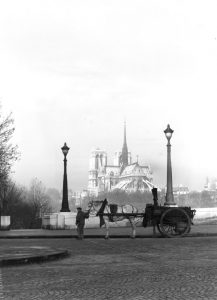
top-left (88, 123), bottom-right (154, 196)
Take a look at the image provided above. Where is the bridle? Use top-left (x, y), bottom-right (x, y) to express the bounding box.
top-left (88, 200), bottom-right (104, 215)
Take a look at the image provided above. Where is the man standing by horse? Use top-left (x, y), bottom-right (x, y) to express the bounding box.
top-left (76, 207), bottom-right (89, 240)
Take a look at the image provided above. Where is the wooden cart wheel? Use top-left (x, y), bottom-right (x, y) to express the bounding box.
top-left (158, 208), bottom-right (191, 238)
top-left (156, 223), bottom-right (163, 235)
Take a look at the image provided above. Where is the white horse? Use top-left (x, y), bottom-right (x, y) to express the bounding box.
top-left (87, 199), bottom-right (139, 239)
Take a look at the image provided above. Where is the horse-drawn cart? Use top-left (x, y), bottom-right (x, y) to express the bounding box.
top-left (142, 204), bottom-right (195, 237)
top-left (93, 188), bottom-right (196, 238)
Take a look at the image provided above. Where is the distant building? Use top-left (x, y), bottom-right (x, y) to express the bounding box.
top-left (203, 177), bottom-right (217, 205)
top-left (161, 185), bottom-right (189, 196)
top-left (71, 190), bottom-right (89, 210)
top-left (88, 123), bottom-right (154, 196)
top-left (204, 177), bottom-right (217, 191)
top-left (173, 185), bottom-right (189, 196)
top-left (161, 184), bottom-right (190, 205)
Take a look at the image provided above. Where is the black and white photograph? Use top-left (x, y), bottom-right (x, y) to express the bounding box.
top-left (0, 1), bottom-right (217, 299)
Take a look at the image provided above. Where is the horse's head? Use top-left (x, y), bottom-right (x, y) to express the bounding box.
top-left (87, 199), bottom-right (108, 215)
top-left (86, 200), bottom-right (95, 215)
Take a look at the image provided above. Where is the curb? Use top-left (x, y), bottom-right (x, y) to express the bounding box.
top-left (0, 233), bottom-right (217, 239)
top-left (0, 249), bottom-right (69, 267)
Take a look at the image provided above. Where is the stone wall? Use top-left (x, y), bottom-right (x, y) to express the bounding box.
top-left (42, 207), bottom-right (217, 229)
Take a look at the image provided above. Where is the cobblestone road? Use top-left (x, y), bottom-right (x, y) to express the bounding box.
top-left (1, 237), bottom-right (217, 299)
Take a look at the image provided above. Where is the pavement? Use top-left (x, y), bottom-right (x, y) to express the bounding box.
top-left (1, 233), bottom-right (217, 299)
top-left (0, 224), bottom-right (217, 267)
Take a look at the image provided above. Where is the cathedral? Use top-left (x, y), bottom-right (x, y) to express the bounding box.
top-left (88, 123), bottom-right (154, 196)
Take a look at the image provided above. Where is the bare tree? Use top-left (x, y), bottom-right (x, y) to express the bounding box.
top-left (29, 178), bottom-right (52, 218)
top-left (0, 181), bottom-right (42, 229)
top-left (46, 188), bottom-right (61, 212)
top-left (0, 111), bottom-right (19, 183)
top-left (0, 180), bottom-right (22, 215)
top-left (0, 109), bottom-right (19, 214)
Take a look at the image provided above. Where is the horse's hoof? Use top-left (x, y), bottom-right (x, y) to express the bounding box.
top-left (104, 236), bottom-right (109, 240)
top-left (130, 236), bottom-right (136, 239)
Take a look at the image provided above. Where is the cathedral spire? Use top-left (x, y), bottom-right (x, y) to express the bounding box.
top-left (124, 120), bottom-right (127, 147)
top-left (120, 121), bottom-right (128, 170)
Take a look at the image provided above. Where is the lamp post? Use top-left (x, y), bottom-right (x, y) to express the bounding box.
top-left (60, 142), bottom-right (70, 212)
top-left (164, 124), bottom-right (176, 206)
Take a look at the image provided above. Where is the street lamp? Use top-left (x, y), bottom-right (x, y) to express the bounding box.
top-left (164, 124), bottom-right (176, 206)
top-left (60, 142), bottom-right (70, 212)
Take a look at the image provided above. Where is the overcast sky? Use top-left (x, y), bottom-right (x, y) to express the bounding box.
top-left (0, 0), bottom-right (217, 192)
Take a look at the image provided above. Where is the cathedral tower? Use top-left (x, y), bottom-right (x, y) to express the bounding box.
top-left (88, 148), bottom-right (107, 195)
